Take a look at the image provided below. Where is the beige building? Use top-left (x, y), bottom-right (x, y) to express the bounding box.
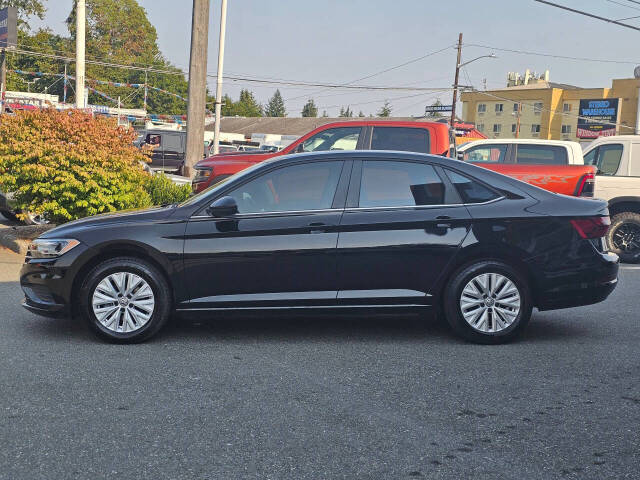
top-left (461, 70), bottom-right (640, 143)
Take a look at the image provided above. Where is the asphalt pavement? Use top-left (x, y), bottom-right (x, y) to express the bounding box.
top-left (1, 247), bottom-right (639, 480)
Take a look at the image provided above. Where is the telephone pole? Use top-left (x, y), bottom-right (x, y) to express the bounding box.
top-left (75, 0), bottom-right (86, 109)
top-left (212, 0), bottom-right (228, 156)
top-left (514, 102), bottom-right (522, 138)
top-left (450, 33), bottom-right (463, 128)
top-left (0, 48), bottom-right (6, 114)
top-left (184, 0), bottom-right (211, 178)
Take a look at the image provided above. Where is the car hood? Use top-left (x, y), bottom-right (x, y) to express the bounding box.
top-left (40, 205), bottom-right (178, 238)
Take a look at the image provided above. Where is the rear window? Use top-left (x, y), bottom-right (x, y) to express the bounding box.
top-left (515, 145), bottom-right (567, 165)
top-left (370, 127), bottom-right (430, 154)
top-left (445, 169), bottom-right (500, 204)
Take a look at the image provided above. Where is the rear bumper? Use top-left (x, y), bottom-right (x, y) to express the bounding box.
top-left (535, 249), bottom-right (619, 311)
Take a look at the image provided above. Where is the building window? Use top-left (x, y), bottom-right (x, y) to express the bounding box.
top-left (493, 124), bottom-right (502, 133)
top-left (563, 103), bottom-right (571, 112)
top-left (512, 124), bottom-right (517, 133)
top-left (561, 125), bottom-right (572, 134)
top-left (513, 103), bottom-right (520, 112)
top-left (495, 103), bottom-right (504, 113)
top-left (534, 102), bottom-right (543, 115)
top-left (531, 124), bottom-right (541, 134)
top-left (477, 123), bottom-right (485, 132)
top-left (478, 104), bottom-right (486, 113)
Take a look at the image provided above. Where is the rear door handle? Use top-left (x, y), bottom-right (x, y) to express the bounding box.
top-left (308, 222), bottom-right (327, 234)
top-left (435, 216), bottom-right (452, 229)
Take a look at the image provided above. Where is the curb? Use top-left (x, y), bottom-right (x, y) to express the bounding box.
top-left (0, 225), bottom-right (57, 255)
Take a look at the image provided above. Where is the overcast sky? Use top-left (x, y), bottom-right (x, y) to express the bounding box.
top-left (33, 0), bottom-right (640, 117)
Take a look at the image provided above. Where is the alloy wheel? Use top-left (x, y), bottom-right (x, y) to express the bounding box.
top-left (459, 273), bottom-right (521, 333)
top-left (91, 272), bottom-right (155, 333)
top-left (611, 222), bottom-right (640, 253)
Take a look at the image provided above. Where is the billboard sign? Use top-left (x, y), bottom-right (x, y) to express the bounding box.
top-left (576, 99), bottom-right (619, 139)
top-left (0, 7), bottom-right (17, 49)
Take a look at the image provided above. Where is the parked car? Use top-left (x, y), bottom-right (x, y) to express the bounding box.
top-left (457, 139), bottom-right (595, 197)
top-left (192, 121), bottom-right (454, 193)
top-left (583, 135), bottom-right (640, 262)
top-left (21, 150), bottom-right (617, 344)
top-left (137, 130), bottom-right (208, 174)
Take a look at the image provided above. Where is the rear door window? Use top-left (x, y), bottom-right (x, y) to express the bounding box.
top-left (358, 161), bottom-right (450, 207)
top-left (514, 145), bottom-right (568, 165)
top-left (462, 144), bottom-right (508, 163)
top-left (370, 127), bottom-right (430, 154)
top-left (163, 134), bottom-right (183, 154)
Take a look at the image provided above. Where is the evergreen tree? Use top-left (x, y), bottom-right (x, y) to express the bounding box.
top-left (235, 89), bottom-right (262, 116)
top-left (339, 106), bottom-right (353, 117)
top-left (358, 110), bottom-right (365, 117)
top-left (265, 89), bottom-right (286, 117)
top-left (301, 98), bottom-right (318, 117)
top-left (321, 110), bottom-right (328, 117)
top-left (377, 100), bottom-right (392, 117)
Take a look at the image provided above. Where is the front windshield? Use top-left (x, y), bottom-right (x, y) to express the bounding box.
top-left (178, 162), bottom-right (266, 207)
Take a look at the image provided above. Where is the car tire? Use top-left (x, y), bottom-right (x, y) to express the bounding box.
top-left (443, 260), bottom-right (532, 344)
top-left (79, 257), bottom-right (172, 343)
top-left (607, 212), bottom-right (640, 264)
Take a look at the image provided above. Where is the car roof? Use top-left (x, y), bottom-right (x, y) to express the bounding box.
top-left (458, 139), bottom-right (581, 148)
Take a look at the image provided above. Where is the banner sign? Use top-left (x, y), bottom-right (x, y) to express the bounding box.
top-left (0, 7), bottom-right (17, 49)
top-left (577, 99), bottom-right (619, 139)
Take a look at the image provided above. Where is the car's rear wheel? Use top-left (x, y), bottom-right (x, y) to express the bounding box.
top-left (79, 257), bottom-right (172, 343)
top-left (607, 212), bottom-right (640, 264)
top-left (443, 260), bottom-right (532, 344)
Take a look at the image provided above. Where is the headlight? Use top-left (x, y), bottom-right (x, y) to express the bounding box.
top-left (27, 239), bottom-right (80, 259)
top-left (193, 167), bottom-right (213, 182)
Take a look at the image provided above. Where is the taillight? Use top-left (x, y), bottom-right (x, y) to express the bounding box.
top-left (575, 172), bottom-right (595, 197)
top-left (570, 216), bottom-right (610, 239)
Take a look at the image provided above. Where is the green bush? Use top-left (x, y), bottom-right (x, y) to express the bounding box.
top-left (0, 109), bottom-right (153, 223)
top-left (145, 173), bottom-right (191, 205)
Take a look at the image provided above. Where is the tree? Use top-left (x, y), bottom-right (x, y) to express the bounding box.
top-left (65, 0), bottom-right (190, 114)
top-left (265, 89), bottom-right (286, 117)
top-left (321, 110), bottom-right (328, 117)
top-left (377, 100), bottom-right (392, 117)
top-left (301, 98), bottom-right (318, 117)
top-left (358, 110), bottom-right (365, 117)
top-left (339, 106), bottom-right (353, 118)
top-left (234, 89), bottom-right (262, 116)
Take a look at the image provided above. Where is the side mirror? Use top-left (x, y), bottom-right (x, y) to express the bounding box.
top-left (457, 151), bottom-right (464, 161)
top-left (207, 196), bottom-right (238, 217)
top-left (294, 143), bottom-right (304, 153)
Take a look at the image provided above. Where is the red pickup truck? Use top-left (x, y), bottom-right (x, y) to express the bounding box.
top-left (192, 120), bottom-right (595, 198)
top-left (192, 121), bottom-right (453, 193)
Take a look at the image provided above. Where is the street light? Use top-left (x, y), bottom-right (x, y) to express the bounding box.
top-left (450, 36), bottom-right (497, 126)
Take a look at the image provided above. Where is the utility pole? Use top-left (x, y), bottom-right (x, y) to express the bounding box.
top-left (450, 33), bottom-right (463, 128)
top-left (212, 0), bottom-right (228, 156)
top-left (75, 0), bottom-right (86, 109)
top-left (514, 102), bottom-right (522, 138)
top-left (184, 0), bottom-right (211, 178)
top-left (0, 48), bottom-right (6, 115)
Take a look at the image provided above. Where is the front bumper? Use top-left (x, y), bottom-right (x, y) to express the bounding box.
top-left (20, 244), bottom-right (89, 319)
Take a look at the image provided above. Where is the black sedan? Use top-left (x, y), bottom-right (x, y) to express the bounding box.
top-left (20, 151), bottom-right (618, 344)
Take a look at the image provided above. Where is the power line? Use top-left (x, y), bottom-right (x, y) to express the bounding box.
top-left (533, 0), bottom-right (640, 31)
top-left (285, 45), bottom-right (454, 102)
top-left (464, 43), bottom-right (640, 64)
top-left (606, 0), bottom-right (640, 11)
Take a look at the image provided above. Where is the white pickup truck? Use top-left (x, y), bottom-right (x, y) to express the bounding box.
top-left (583, 135), bottom-right (640, 263)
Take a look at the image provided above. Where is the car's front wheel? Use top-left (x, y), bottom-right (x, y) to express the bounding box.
top-left (79, 257), bottom-right (172, 343)
top-left (443, 260), bottom-right (532, 344)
